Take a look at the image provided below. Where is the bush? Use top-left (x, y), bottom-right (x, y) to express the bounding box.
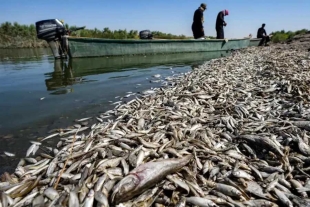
top-left (270, 28), bottom-right (309, 43)
top-left (295, 29), bottom-right (308, 35)
top-left (272, 33), bottom-right (289, 43)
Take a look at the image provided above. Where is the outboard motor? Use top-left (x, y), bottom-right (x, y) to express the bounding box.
top-left (35, 19), bottom-right (68, 59)
top-left (139, 30), bottom-right (153, 40)
top-left (35, 19), bottom-right (85, 59)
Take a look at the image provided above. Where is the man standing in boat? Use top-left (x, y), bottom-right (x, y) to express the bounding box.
top-left (192, 3), bottom-right (207, 39)
top-left (257, 23), bottom-right (271, 46)
top-left (215, 10), bottom-right (229, 39)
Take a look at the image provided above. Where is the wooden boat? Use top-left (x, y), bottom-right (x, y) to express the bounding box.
top-left (249, 38), bottom-right (261, 47)
top-left (66, 37), bottom-right (251, 58)
top-left (35, 19), bottom-right (259, 59)
top-left (70, 50), bottom-right (230, 72)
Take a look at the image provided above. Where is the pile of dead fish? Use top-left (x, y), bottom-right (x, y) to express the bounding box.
top-left (1, 45), bottom-right (310, 207)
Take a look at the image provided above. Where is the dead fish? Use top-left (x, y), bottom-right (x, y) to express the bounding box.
top-left (84, 189), bottom-right (95, 207)
top-left (111, 155), bottom-right (193, 204)
top-left (3, 151), bottom-right (15, 157)
top-left (94, 191), bottom-right (109, 206)
top-left (243, 199), bottom-right (278, 207)
top-left (43, 187), bottom-right (59, 200)
top-left (76, 117), bottom-right (92, 122)
top-left (26, 144), bottom-right (36, 157)
top-left (69, 191), bottom-right (79, 207)
top-left (32, 194), bottom-right (45, 207)
top-left (273, 188), bottom-right (293, 207)
top-left (186, 197), bottom-right (219, 207)
top-left (142, 90), bottom-right (156, 95)
top-left (40, 133), bottom-right (59, 142)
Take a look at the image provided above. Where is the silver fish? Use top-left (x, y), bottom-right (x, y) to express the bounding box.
top-left (111, 155), bottom-right (193, 204)
top-left (186, 197), bottom-right (219, 207)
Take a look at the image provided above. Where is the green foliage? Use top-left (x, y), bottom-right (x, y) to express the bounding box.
top-left (272, 33), bottom-right (289, 43)
top-left (0, 21), bottom-right (47, 48)
top-left (270, 28), bottom-right (309, 43)
top-left (70, 27), bottom-right (191, 39)
top-left (0, 21), bottom-right (37, 37)
top-left (295, 29), bottom-right (308, 35)
top-left (70, 27), bottom-right (139, 39)
top-left (206, 36), bottom-right (216, 39)
top-left (151, 31), bottom-right (188, 39)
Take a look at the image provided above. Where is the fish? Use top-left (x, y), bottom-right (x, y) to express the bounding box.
top-left (32, 194), bottom-right (45, 207)
top-left (84, 189), bottom-right (95, 207)
top-left (142, 90), bottom-right (156, 95)
top-left (76, 117), bottom-right (92, 122)
top-left (26, 144), bottom-right (37, 157)
top-left (186, 197), bottom-right (219, 207)
top-left (40, 132), bottom-right (60, 142)
top-left (273, 188), bottom-right (293, 207)
top-left (111, 155), bottom-right (193, 204)
top-left (43, 187), bottom-right (59, 200)
top-left (3, 151), bottom-right (15, 157)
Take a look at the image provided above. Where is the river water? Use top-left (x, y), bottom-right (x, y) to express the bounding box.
top-left (0, 48), bottom-right (230, 174)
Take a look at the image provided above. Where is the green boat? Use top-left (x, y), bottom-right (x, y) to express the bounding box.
top-left (70, 50), bottom-right (230, 72)
top-left (35, 19), bottom-right (257, 59)
top-left (66, 37), bottom-right (250, 58)
top-left (249, 38), bottom-right (261, 47)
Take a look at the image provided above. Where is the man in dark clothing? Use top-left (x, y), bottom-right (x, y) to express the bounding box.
top-left (257, 24), bottom-right (270, 46)
top-left (215, 10), bottom-right (229, 39)
top-left (192, 3), bottom-right (207, 39)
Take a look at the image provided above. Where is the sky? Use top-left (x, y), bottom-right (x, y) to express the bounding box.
top-left (1, 0), bottom-right (310, 38)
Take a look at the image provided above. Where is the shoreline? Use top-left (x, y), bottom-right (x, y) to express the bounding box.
top-left (1, 44), bottom-right (310, 206)
top-left (0, 36), bottom-right (49, 49)
top-left (0, 45), bottom-right (49, 49)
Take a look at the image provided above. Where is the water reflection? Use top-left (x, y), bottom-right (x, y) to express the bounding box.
top-left (44, 51), bottom-right (229, 93)
top-left (45, 60), bottom-right (83, 93)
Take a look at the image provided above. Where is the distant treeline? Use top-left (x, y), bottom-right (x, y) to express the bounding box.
top-left (68, 26), bottom-right (191, 39)
top-left (0, 22), bottom-right (48, 48)
top-left (270, 29), bottom-right (309, 43)
top-left (67, 25), bottom-right (216, 39)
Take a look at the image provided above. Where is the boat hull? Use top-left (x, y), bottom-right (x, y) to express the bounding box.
top-left (71, 51), bottom-right (230, 72)
top-left (67, 37), bottom-right (251, 58)
top-left (249, 38), bottom-right (261, 47)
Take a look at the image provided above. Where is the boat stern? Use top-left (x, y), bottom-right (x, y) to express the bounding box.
top-left (35, 19), bottom-right (68, 59)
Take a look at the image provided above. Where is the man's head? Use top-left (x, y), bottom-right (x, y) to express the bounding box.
top-left (224, 10), bottom-right (229, 16)
top-left (262, 23), bottom-right (266, 28)
top-left (200, 3), bottom-right (207, 11)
